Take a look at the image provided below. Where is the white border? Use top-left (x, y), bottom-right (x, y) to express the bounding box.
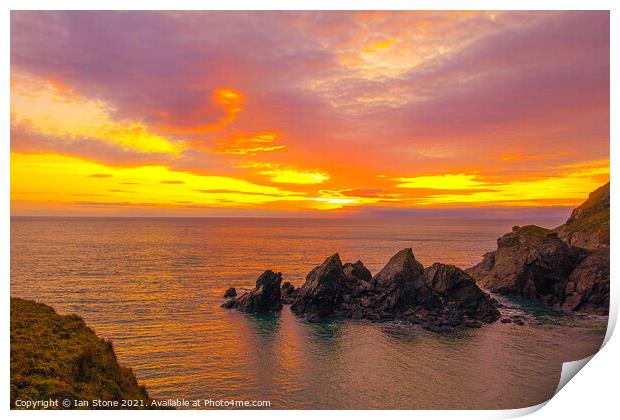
top-left (2, 1), bottom-right (617, 419)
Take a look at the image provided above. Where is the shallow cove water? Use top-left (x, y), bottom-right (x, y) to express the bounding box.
top-left (10, 217), bottom-right (606, 409)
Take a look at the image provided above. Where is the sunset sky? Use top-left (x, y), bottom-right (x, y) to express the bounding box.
top-left (10, 11), bottom-right (609, 217)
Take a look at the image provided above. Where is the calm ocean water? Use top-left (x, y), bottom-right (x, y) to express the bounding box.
top-left (10, 217), bottom-right (606, 409)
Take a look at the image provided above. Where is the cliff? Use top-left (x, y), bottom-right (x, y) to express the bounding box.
top-left (555, 182), bottom-right (610, 249)
top-left (467, 183), bottom-right (610, 315)
top-left (10, 298), bottom-right (150, 409)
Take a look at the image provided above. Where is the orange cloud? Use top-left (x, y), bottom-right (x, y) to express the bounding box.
top-left (10, 11), bottom-right (609, 216)
top-left (214, 132), bottom-right (286, 155)
top-left (310, 189), bottom-right (398, 210)
top-left (394, 173), bottom-right (488, 190)
top-left (362, 38), bottom-right (397, 54)
top-left (211, 88), bottom-right (243, 129)
top-left (393, 160), bottom-right (610, 206)
top-left (157, 88), bottom-right (244, 135)
top-left (241, 162), bottom-right (330, 185)
top-left (500, 152), bottom-right (568, 162)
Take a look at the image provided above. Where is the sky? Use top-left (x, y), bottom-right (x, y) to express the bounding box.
top-left (10, 11), bottom-right (610, 217)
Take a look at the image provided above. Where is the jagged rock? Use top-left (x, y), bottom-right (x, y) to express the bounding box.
top-left (223, 287), bottom-right (237, 298)
top-left (465, 251), bottom-right (495, 281)
top-left (562, 247), bottom-right (609, 315)
top-left (281, 281), bottom-right (297, 304)
top-left (464, 320), bottom-right (483, 328)
top-left (467, 183), bottom-right (610, 314)
top-left (221, 270), bottom-right (282, 313)
top-left (290, 254), bottom-right (346, 320)
top-left (425, 263), bottom-right (473, 294)
top-left (372, 248), bottom-right (440, 311)
top-left (340, 261), bottom-right (372, 298)
top-left (555, 182), bottom-right (609, 249)
top-left (469, 225), bottom-right (576, 305)
top-left (343, 260), bottom-right (372, 283)
top-left (287, 248), bottom-right (499, 329)
top-left (423, 263), bottom-right (500, 323)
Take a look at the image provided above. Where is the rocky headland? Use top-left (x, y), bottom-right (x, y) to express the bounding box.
top-left (467, 182), bottom-right (610, 315)
top-left (11, 298), bottom-right (151, 409)
top-left (222, 183), bottom-right (610, 326)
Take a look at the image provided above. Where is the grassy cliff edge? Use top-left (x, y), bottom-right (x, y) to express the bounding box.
top-left (555, 182), bottom-right (610, 249)
top-left (10, 297), bottom-right (150, 409)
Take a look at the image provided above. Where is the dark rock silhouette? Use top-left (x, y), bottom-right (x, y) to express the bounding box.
top-left (280, 281), bottom-right (297, 304)
top-left (467, 183), bottom-right (610, 314)
top-left (223, 249), bottom-right (499, 329)
top-left (223, 287), bottom-right (237, 298)
top-left (342, 260), bottom-right (374, 299)
top-left (372, 248), bottom-right (439, 311)
top-left (467, 226), bottom-right (577, 305)
top-left (290, 249), bottom-right (499, 328)
top-left (290, 254), bottom-right (346, 320)
top-left (222, 184), bottom-right (609, 322)
top-left (424, 263), bottom-right (499, 323)
top-left (343, 260), bottom-right (372, 283)
top-left (562, 248), bottom-right (609, 315)
top-left (222, 270), bottom-right (282, 313)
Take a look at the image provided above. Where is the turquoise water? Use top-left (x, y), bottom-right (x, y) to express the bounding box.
top-left (10, 217), bottom-right (606, 409)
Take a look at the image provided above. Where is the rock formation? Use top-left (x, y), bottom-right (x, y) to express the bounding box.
top-left (467, 226), bottom-right (577, 305)
top-left (284, 249), bottom-right (498, 329)
top-left (343, 260), bottom-right (372, 284)
top-left (222, 183), bottom-right (609, 322)
top-left (423, 263), bottom-right (499, 323)
top-left (562, 248), bottom-right (609, 315)
top-left (467, 183), bottom-right (610, 314)
top-left (280, 281), bottom-right (297, 304)
top-left (372, 248), bottom-right (440, 311)
top-left (290, 254), bottom-right (346, 320)
top-left (221, 270), bottom-right (282, 313)
top-left (223, 287), bottom-right (237, 298)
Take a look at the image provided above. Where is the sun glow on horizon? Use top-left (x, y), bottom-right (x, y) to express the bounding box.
top-left (395, 161), bottom-right (610, 206)
top-left (394, 173), bottom-right (487, 190)
top-left (10, 153), bottom-right (310, 211)
top-left (9, 11), bottom-right (610, 216)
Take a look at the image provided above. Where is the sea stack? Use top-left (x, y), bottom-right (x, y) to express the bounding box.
top-left (291, 248), bottom-right (500, 327)
top-left (224, 248), bottom-right (501, 330)
top-left (290, 254), bottom-right (347, 320)
top-left (221, 270), bottom-right (283, 313)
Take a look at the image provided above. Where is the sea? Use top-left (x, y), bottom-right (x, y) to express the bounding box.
top-left (10, 216), bottom-right (607, 409)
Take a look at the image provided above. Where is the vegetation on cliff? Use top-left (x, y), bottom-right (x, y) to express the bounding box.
top-left (467, 183), bottom-right (610, 314)
top-left (10, 298), bottom-right (150, 409)
top-left (555, 182), bottom-right (610, 249)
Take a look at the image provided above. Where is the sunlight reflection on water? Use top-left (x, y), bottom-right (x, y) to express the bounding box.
top-left (10, 217), bottom-right (606, 409)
